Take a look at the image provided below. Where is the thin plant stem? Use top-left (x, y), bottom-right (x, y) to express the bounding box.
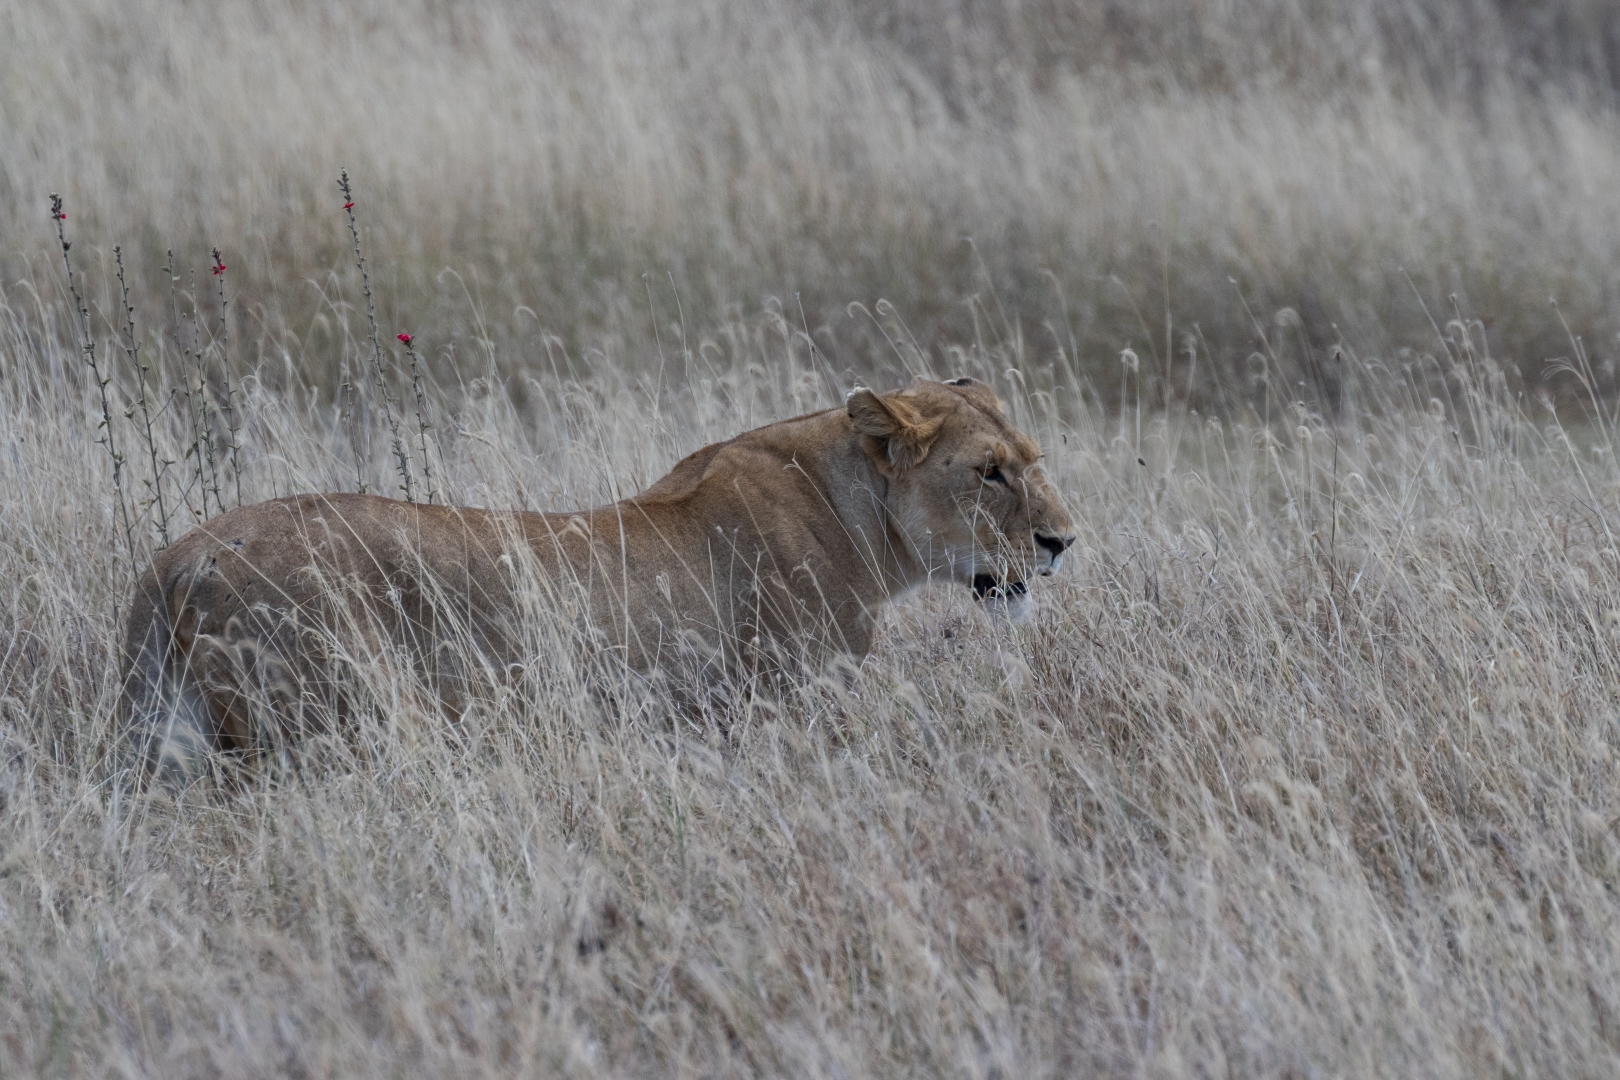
top-left (168, 253), bottom-right (224, 520)
top-left (211, 248), bottom-right (244, 508)
top-left (50, 194), bottom-right (135, 561)
top-left (338, 169), bottom-right (414, 502)
top-left (339, 356), bottom-right (365, 494)
top-left (398, 334), bottom-right (439, 504)
top-left (116, 245), bottom-right (171, 547)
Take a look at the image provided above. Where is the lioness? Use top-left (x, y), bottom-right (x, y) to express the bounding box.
top-left (120, 377), bottom-right (1075, 762)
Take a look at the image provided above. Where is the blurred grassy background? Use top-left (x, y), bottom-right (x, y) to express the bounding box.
top-left (6, 0), bottom-right (1620, 406)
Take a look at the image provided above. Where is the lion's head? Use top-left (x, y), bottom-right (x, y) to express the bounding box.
top-left (846, 377), bottom-right (1076, 618)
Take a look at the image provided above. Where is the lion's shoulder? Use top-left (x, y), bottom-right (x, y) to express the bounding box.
top-left (637, 437), bottom-right (738, 499)
top-left (635, 409), bottom-right (847, 505)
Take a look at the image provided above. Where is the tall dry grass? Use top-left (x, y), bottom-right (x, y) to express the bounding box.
top-left (7, 251), bottom-right (1620, 1072)
top-left (7, 0), bottom-right (1620, 404)
top-left (10, 0), bottom-right (1620, 1073)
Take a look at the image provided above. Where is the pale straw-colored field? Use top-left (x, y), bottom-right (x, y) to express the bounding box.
top-left (8, 0), bottom-right (1620, 392)
top-left (8, 1), bottom-right (1620, 1076)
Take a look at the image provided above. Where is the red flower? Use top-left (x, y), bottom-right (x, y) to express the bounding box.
top-left (397, 333), bottom-right (413, 345)
top-left (53, 211), bottom-right (66, 221)
top-left (211, 261), bottom-right (226, 276)
top-left (343, 202), bottom-right (354, 210)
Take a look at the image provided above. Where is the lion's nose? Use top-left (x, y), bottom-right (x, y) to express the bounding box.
top-left (1035, 532), bottom-right (1074, 571)
top-left (1036, 532), bottom-right (1074, 558)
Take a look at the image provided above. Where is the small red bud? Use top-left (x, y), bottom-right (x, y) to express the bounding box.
top-left (397, 333), bottom-right (412, 345)
top-left (343, 202), bottom-right (355, 210)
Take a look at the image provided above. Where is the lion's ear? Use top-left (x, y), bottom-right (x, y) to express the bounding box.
top-left (846, 387), bottom-right (942, 474)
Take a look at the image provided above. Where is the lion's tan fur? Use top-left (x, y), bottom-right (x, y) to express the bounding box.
top-left (119, 379), bottom-right (1074, 755)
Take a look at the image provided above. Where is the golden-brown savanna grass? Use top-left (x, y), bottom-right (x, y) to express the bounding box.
top-left (10, 0), bottom-right (1620, 1074)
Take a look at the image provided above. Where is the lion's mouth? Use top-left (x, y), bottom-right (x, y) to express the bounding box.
top-left (971, 573), bottom-right (1028, 602)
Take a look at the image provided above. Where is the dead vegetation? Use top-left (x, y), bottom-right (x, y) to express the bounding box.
top-left (9, 0), bottom-right (1620, 1073)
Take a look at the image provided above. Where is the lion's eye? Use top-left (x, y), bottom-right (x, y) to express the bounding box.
top-left (979, 465), bottom-right (1008, 486)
